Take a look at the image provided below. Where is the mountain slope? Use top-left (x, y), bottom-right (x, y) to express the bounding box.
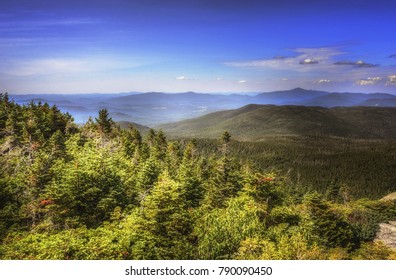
top-left (116, 121), bottom-right (151, 134)
top-left (356, 98), bottom-right (396, 107)
top-left (302, 93), bottom-right (396, 107)
top-left (158, 105), bottom-right (396, 140)
top-left (253, 87), bottom-right (329, 104)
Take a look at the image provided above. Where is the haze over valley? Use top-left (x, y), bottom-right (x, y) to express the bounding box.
top-left (10, 88), bottom-right (396, 127)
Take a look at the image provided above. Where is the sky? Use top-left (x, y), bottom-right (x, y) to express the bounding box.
top-left (1, 0), bottom-right (396, 94)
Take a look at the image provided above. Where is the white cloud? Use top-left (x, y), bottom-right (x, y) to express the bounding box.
top-left (334, 60), bottom-right (377, 68)
top-left (224, 47), bottom-right (343, 72)
top-left (176, 76), bottom-right (193, 80)
top-left (1, 59), bottom-right (89, 77)
top-left (356, 80), bottom-right (375, 86)
top-left (318, 79), bottom-right (331, 83)
top-left (386, 75), bottom-right (396, 86)
top-left (368, 77), bottom-right (382, 81)
top-left (0, 57), bottom-right (143, 77)
top-left (300, 58), bottom-right (319, 64)
top-left (237, 80), bottom-right (247, 83)
top-left (355, 77), bottom-right (382, 86)
top-left (224, 46), bottom-right (396, 90)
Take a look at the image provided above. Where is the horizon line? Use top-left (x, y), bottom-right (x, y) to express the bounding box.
top-left (4, 87), bottom-right (396, 96)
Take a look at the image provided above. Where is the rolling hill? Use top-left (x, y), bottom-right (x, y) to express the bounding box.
top-left (115, 121), bottom-right (151, 135)
top-left (158, 104), bottom-right (396, 140)
top-left (9, 88), bottom-right (396, 126)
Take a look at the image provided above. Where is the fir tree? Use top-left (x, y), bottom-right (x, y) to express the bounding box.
top-left (95, 108), bottom-right (113, 134)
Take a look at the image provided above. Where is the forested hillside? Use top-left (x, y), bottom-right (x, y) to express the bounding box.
top-left (1, 93), bottom-right (396, 260)
top-left (192, 137), bottom-right (396, 199)
top-left (159, 104), bottom-right (396, 199)
top-left (159, 104), bottom-right (396, 140)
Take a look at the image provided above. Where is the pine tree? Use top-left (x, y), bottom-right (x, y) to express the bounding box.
top-left (146, 128), bottom-right (156, 148)
top-left (221, 131), bottom-right (231, 156)
top-left (195, 194), bottom-right (265, 259)
top-left (95, 108), bottom-right (113, 134)
top-left (136, 156), bottom-right (160, 192)
top-left (177, 141), bottom-right (204, 208)
top-left (202, 132), bottom-right (242, 208)
top-left (122, 126), bottom-right (142, 158)
top-left (137, 172), bottom-right (195, 259)
top-left (156, 130), bottom-right (167, 157)
top-left (302, 192), bottom-right (358, 250)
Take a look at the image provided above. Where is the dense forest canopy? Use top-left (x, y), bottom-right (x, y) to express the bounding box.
top-left (0, 93), bottom-right (395, 259)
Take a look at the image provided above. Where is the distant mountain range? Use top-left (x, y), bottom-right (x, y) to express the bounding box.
top-left (157, 105), bottom-right (396, 140)
top-left (9, 88), bottom-right (396, 126)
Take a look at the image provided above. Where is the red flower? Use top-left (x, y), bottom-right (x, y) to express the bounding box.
top-left (40, 199), bottom-right (54, 206)
top-left (258, 177), bottom-right (274, 183)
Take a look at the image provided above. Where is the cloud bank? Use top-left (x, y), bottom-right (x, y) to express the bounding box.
top-left (334, 60), bottom-right (378, 68)
top-left (224, 47), bottom-right (342, 72)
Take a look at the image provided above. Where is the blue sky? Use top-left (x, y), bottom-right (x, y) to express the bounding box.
top-left (1, 0), bottom-right (396, 94)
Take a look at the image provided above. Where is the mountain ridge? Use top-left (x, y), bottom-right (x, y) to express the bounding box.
top-left (157, 104), bottom-right (396, 140)
top-left (9, 88), bottom-right (396, 126)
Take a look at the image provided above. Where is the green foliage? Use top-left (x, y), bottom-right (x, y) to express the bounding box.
top-left (121, 126), bottom-right (142, 158)
top-left (301, 192), bottom-right (358, 251)
top-left (176, 141), bottom-right (204, 208)
top-left (46, 150), bottom-right (127, 227)
top-left (0, 221), bottom-right (137, 259)
top-left (222, 131), bottom-right (231, 143)
top-left (202, 133), bottom-right (244, 208)
top-left (347, 199), bottom-right (396, 241)
top-left (1, 98), bottom-right (396, 260)
top-left (235, 231), bottom-right (326, 260)
top-left (192, 136), bottom-right (396, 199)
top-left (95, 108), bottom-right (114, 134)
top-left (135, 156), bottom-right (160, 191)
top-left (133, 173), bottom-right (196, 259)
top-left (352, 241), bottom-right (396, 260)
top-left (159, 104), bottom-right (396, 140)
top-left (195, 195), bottom-right (266, 259)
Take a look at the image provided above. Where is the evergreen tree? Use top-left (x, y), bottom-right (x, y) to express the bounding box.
top-left (146, 128), bottom-right (156, 148)
top-left (135, 156), bottom-right (160, 192)
top-left (177, 141), bottom-right (204, 208)
top-left (95, 108), bottom-right (113, 134)
top-left (46, 143), bottom-right (127, 228)
top-left (302, 192), bottom-right (358, 251)
top-left (136, 173), bottom-right (195, 259)
top-left (195, 194), bottom-right (265, 259)
top-left (153, 129), bottom-right (167, 160)
top-left (202, 132), bottom-right (242, 208)
top-left (222, 131), bottom-right (231, 144)
top-left (122, 126), bottom-right (142, 158)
